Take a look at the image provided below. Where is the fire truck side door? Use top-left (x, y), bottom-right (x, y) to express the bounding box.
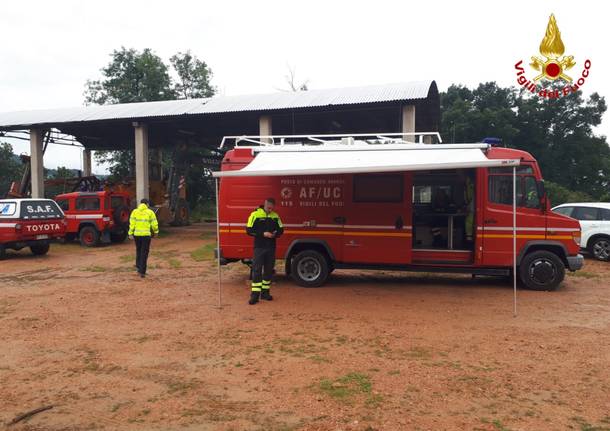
top-left (341, 173), bottom-right (412, 265)
top-left (482, 167), bottom-right (546, 266)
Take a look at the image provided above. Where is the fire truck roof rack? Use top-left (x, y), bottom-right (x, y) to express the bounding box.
top-left (219, 132), bottom-right (443, 149)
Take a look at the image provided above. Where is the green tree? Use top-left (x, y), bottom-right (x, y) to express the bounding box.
top-left (85, 47), bottom-right (175, 105)
top-left (85, 48), bottom-right (215, 180)
top-left (49, 166), bottom-right (74, 179)
top-left (0, 142), bottom-right (23, 197)
top-left (170, 51), bottom-right (215, 99)
top-left (440, 82), bottom-right (610, 200)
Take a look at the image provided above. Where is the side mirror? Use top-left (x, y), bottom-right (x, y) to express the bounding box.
top-left (537, 180), bottom-right (547, 212)
top-left (536, 180), bottom-right (546, 198)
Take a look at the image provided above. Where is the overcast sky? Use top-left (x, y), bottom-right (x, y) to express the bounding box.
top-left (1, 0), bottom-right (607, 173)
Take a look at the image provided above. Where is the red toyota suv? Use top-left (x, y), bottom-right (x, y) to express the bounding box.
top-left (0, 198), bottom-right (66, 259)
top-left (54, 191), bottom-right (132, 247)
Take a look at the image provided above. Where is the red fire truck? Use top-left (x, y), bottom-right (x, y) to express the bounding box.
top-left (214, 134), bottom-right (583, 291)
top-left (54, 191), bottom-right (132, 247)
top-left (0, 198), bottom-right (66, 259)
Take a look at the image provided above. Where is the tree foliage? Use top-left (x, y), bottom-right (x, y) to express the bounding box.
top-left (85, 48), bottom-right (176, 105)
top-left (441, 82), bottom-right (610, 202)
top-left (49, 166), bottom-right (74, 179)
top-left (0, 142), bottom-right (23, 197)
top-left (170, 51), bottom-right (215, 99)
top-left (85, 48), bottom-right (215, 178)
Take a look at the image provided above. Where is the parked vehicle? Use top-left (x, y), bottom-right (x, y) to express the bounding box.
top-left (552, 202), bottom-right (610, 261)
top-left (215, 134), bottom-right (584, 291)
top-left (0, 198), bottom-right (66, 259)
top-left (54, 191), bottom-right (131, 247)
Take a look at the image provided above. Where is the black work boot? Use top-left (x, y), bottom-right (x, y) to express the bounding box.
top-left (248, 291), bottom-right (260, 305)
top-left (261, 289), bottom-right (273, 301)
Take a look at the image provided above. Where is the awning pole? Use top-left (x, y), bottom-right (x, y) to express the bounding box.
top-left (215, 177), bottom-right (222, 308)
top-left (513, 166), bottom-right (517, 317)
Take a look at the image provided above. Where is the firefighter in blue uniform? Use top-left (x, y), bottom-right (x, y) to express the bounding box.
top-left (246, 198), bottom-right (283, 304)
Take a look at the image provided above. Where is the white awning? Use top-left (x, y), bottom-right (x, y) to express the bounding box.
top-left (212, 145), bottom-right (520, 177)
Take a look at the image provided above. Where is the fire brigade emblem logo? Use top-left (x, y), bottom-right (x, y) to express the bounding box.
top-left (530, 14), bottom-right (575, 82)
top-left (514, 13), bottom-right (591, 99)
top-left (280, 187), bottom-right (292, 199)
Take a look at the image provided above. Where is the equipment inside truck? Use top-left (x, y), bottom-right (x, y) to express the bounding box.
top-left (412, 169), bottom-right (475, 254)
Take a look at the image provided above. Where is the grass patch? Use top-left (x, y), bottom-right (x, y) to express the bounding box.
top-left (490, 419), bottom-right (512, 431)
top-left (309, 355), bottom-right (330, 364)
top-left (191, 244), bottom-right (215, 261)
top-left (365, 393), bottom-right (384, 408)
top-left (82, 265), bottom-right (106, 272)
top-left (151, 249), bottom-right (179, 259)
top-left (571, 416), bottom-right (610, 431)
top-left (405, 346), bottom-right (432, 359)
top-left (166, 379), bottom-right (200, 395)
top-left (119, 254), bottom-right (133, 263)
top-left (318, 372), bottom-right (372, 401)
top-left (168, 258), bottom-right (182, 269)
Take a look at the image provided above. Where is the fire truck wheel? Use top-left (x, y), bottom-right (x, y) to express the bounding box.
top-left (79, 226), bottom-right (100, 247)
top-left (519, 250), bottom-right (565, 291)
top-left (290, 250), bottom-right (329, 287)
top-left (590, 236), bottom-right (610, 261)
top-left (0, 245), bottom-right (6, 260)
top-left (30, 243), bottom-right (50, 256)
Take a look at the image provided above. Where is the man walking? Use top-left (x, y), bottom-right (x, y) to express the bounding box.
top-left (128, 199), bottom-right (159, 278)
top-left (246, 198), bottom-right (283, 304)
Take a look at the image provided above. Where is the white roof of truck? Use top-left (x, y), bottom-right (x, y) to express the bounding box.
top-left (212, 143), bottom-right (520, 177)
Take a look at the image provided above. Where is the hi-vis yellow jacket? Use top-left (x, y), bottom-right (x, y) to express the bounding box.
top-left (128, 204), bottom-right (159, 237)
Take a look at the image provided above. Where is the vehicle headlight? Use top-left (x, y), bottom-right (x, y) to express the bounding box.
top-left (572, 231), bottom-right (581, 246)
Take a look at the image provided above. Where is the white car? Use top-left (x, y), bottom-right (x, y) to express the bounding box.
top-left (552, 202), bottom-right (610, 261)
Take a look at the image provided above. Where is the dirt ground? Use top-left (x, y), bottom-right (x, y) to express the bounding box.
top-left (0, 224), bottom-right (609, 431)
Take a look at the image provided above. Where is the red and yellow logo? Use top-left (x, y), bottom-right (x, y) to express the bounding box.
top-left (515, 14), bottom-right (591, 98)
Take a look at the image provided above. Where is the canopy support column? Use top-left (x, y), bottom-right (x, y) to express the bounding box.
top-left (83, 149), bottom-right (92, 176)
top-left (133, 122), bottom-right (149, 202)
top-left (259, 115), bottom-right (272, 144)
top-left (30, 128), bottom-right (45, 198)
top-left (513, 166), bottom-right (517, 317)
top-left (215, 177), bottom-right (222, 308)
top-left (401, 105), bottom-right (415, 142)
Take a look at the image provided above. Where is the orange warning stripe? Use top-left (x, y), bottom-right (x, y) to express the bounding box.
top-left (220, 228), bottom-right (411, 238)
top-left (480, 234), bottom-right (573, 240)
top-left (221, 230), bottom-right (568, 240)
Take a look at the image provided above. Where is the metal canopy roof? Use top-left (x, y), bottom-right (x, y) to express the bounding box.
top-left (0, 81), bottom-right (436, 131)
top-left (212, 144), bottom-right (520, 177)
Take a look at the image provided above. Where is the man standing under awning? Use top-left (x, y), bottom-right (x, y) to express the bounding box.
top-left (246, 198), bottom-right (283, 304)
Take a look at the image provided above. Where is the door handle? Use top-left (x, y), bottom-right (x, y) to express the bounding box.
top-left (484, 218), bottom-right (498, 224)
top-left (395, 216), bottom-right (404, 229)
top-left (334, 216), bottom-right (346, 224)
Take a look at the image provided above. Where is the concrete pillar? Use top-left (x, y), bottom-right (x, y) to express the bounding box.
top-left (259, 114), bottom-right (272, 144)
top-left (30, 128), bottom-right (45, 198)
top-left (83, 149), bottom-right (92, 176)
top-left (134, 122), bottom-right (149, 202)
top-left (401, 105), bottom-right (416, 142)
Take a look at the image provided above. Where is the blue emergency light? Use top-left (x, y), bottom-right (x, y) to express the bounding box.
top-left (482, 137), bottom-right (503, 146)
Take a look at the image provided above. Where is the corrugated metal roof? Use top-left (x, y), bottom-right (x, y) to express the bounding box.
top-left (0, 81), bottom-right (435, 130)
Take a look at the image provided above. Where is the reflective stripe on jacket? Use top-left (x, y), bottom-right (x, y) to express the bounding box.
top-left (246, 207), bottom-right (283, 249)
top-left (128, 204), bottom-right (159, 237)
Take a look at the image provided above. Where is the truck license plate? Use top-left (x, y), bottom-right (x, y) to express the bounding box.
top-left (36, 235), bottom-right (49, 240)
